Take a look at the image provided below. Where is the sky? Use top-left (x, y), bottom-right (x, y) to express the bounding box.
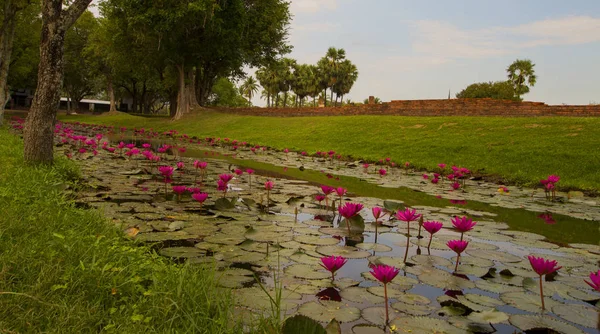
top-left (89, 0), bottom-right (600, 106)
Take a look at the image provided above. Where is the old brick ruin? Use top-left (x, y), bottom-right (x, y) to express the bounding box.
top-left (214, 99), bottom-right (600, 117)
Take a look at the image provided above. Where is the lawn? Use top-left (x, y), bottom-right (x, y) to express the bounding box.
top-left (60, 110), bottom-right (600, 192)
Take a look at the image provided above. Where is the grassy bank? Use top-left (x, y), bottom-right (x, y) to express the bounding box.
top-left (60, 111), bottom-right (600, 192)
top-left (0, 129), bottom-right (241, 332)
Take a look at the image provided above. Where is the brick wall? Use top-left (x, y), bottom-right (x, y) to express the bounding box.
top-left (212, 99), bottom-right (600, 117)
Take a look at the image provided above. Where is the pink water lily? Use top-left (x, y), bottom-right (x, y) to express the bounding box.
top-left (321, 185), bottom-right (335, 209)
top-left (447, 240), bottom-right (469, 272)
top-left (264, 181), bottom-right (274, 212)
top-left (219, 174), bottom-right (234, 183)
top-left (378, 168), bottom-right (387, 177)
top-left (339, 202), bottom-right (363, 234)
top-left (172, 185), bottom-right (187, 202)
top-left (423, 221), bottom-right (443, 251)
top-left (192, 192), bottom-right (209, 209)
top-left (528, 255), bottom-right (562, 310)
top-left (320, 256), bottom-right (348, 281)
top-left (584, 270), bottom-right (600, 292)
top-left (451, 216), bottom-right (477, 240)
top-left (370, 264), bottom-right (399, 325)
top-left (176, 161), bottom-right (185, 170)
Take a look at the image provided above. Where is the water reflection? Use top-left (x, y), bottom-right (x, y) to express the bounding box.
top-left (538, 213), bottom-right (556, 225)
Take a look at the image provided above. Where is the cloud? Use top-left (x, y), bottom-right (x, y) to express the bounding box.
top-left (292, 22), bottom-right (339, 33)
top-left (289, 0), bottom-right (338, 13)
top-left (410, 16), bottom-right (600, 60)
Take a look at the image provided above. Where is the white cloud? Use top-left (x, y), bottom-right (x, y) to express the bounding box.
top-left (289, 0), bottom-right (338, 13)
top-left (410, 16), bottom-right (600, 60)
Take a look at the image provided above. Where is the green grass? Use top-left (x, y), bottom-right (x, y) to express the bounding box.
top-left (60, 111), bottom-right (600, 192)
top-left (0, 128), bottom-right (244, 333)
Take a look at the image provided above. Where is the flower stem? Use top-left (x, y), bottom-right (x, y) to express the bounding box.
top-left (384, 283), bottom-right (389, 325)
top-left (539, 275), bottom-right (545, 310)
top-left (346, 218), bottom-right (351, 235)
top-left (455, 254), bottom-right (460, 272)
top-left (427, 235), bottom-right (433, 250)
top-left (460, 232), bottom-right (464, 241)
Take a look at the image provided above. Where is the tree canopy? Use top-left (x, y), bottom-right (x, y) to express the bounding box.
top-left (456, 81), bottom-right (520, 101)
top-left (507, 59), bottom-right (537, 99)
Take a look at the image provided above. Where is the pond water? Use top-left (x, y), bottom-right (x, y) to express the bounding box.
top-left (45, 123), bottom-right (600, 333)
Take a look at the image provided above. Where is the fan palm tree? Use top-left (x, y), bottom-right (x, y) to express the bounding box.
top-left (241, 76), bottom-right (259, 104)
top-left (507, 59), bottom-right (536, 99)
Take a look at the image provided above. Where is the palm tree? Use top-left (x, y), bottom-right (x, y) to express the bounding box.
top-left (507, 59), bottom-right (537, 99)
top-left (241, 76), bottom-right (259, 104)
top-left (332, 60), bottom-right (358, 104)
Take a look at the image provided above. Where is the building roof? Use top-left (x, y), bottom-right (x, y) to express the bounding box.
top-left (60, 97), bottom-right (111, 105)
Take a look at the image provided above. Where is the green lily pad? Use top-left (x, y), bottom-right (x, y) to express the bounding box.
top-left (159, 247), bottom-right (204, 258)
top-left (475, 279), bottom-right (524, 294)
top-left (289, 252), bottom-right (321, 265)
top-left (351, 324), bottom-right (385, 334)
top-left (245, 230), bottom-right (294, 243)
top-left (361, 307), bottom-right (394, 326)
top-left (509, 315), bottom-right (585, 334)
top-left (438, 295), bottom-right (489, 313)
top-left (285, 264), bottom-right (330, 280)
top-left (355, 243), bottom-right (393, 252)
top-left (204, 233), bottom-right (245, 245)
top-left (396, 293), bottom-right (431, 305)
top-left (467, 309), bottom-right (509, 324)
top-left (297, 300), bottom-right (361, 323)
top-left (448, 317), bottom-right (495, 333)
top-left (499, 230), bottom-right (545, 240)
top-left (454, 264), bottom-right (490, 277)
top-left (339, 287), bottom-right (385, 304)
top-left (295, 235), bottom-right (340, 246)
top-left (390, 316), bottom-right (468, 334)
top-left (466, 249), bottom-right (521, 263)
top-left (450, 255), bottom-right (494, 267)
top-left (281, 315), bottom-right (326, 334)
top-left (511, 238), bottom-right (560, 249)
top-left (367, 286), bottom-right (410, 298)
top-left (438, 306), bottom-right (467, 317)
top-left (316, 245), bottom-right (371, 259)
top-left (418, 271), bottom-right (476, 290)
top-left (217, 268), bottom-right (256, 288)
top-left (500, 291), bottom-right (560, 313)
top-left (464, 294), bottom-right (504, 308)
top-left (552, 303), bottom-right (599, 328)
top-left (410, 254), bottom-right (453, 267)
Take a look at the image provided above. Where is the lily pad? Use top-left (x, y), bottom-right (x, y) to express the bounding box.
top-left (466, 249), bottom-right (521, 263)
top-left (475, 279), bottom-right (524, 294)
top-left (390, 316), bottom-right (468, 334)
top-left (410, 254), bottom-right (452, 267)
top-left (297, 300), bottom-right (361, 323)
top-left (418, 271), bottom-right (476, 290)
top-left (316, 245), bottom-right (371, 259)
top-left (285, 264), bottom-right (330, 280)
top-left (235, 286), bottom-right (301, 310)
top-left (351, 324), bottom-right (385, 334)
top-left (355, 243), bottom-right (392, 252)
top-left (204, 233), bottom-right (245, 245)
top-left (463, 294), bottom-right (504, 308)
top-left (295, 235), bottom-right (340, 246)
top-left (217, 268), bottom-right (256, 288)
top-left (396, 293), bottom-right (431, 305)
top-left (500, 291), bottom-right (560, 312)
top-left (467, 309), bottom-right (509, 324)
top-left (509, 314), bottom-right (585, 334)
top-left (281, 315), bottom-right (326, 334)
top-left (552, 303), bottom-right (599, 328)
top-left (339, 287), bottom-right (385, 304)
top-left (159, 247), bottom-right (204, 258)
top-left (361, 307), bottom-right (393, 326)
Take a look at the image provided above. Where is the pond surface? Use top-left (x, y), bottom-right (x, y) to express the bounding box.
top-left (47, 123), bottom-right (600, 333)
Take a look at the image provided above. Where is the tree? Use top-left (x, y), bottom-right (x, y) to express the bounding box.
top-left (456, 81), bottom-right (520, 101)
top-left (23, 0), bottom-right (92, 164)
top-left (240, 76), bottom-right (259, 105)
top-left (63, 10), bottom-right (99, 113)
top-left (208, 77), bottom-right (250, 107)
top-left (507, 59), bottom-right (536, 99)
top-left (0, 0), bottom-right (36, 125)
top-left (332, 59), bottom-right (358, 104)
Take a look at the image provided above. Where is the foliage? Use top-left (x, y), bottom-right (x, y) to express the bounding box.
top-left (507, 59), bottom-right (537, 98)
top-left (6, 4), bottom-right (41, 91)
top-left (0, 129), bottom-right (246, 332)
top-left (240, 76), bottom-right (259, 105)
top-left (257, 47), bottom-right (358, 108)
top-left (63, 10), bottom-right (101, 111)
top-left (61, 111), bottom-right (600, 192)
top-left (456, 81), bottom-right (520, 101)
top-left (208, 77), bottom-right (251, 107)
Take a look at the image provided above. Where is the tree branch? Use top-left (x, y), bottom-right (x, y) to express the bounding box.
top-left (60, 0), bottom-right (93, 30)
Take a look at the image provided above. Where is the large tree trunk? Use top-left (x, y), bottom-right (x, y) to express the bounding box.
top-left (23, 0), bottom-right (92, 165)
top-left (173, 64), bottom-right (188, 120)
top-left (187, 69), bottom-right (199, 110)
top-left (169, 90), bottom-right (177, 117)
top-left (0, 0), bottom-right (18, 126)
top-left (107, 76), bottom-right (116, 112)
